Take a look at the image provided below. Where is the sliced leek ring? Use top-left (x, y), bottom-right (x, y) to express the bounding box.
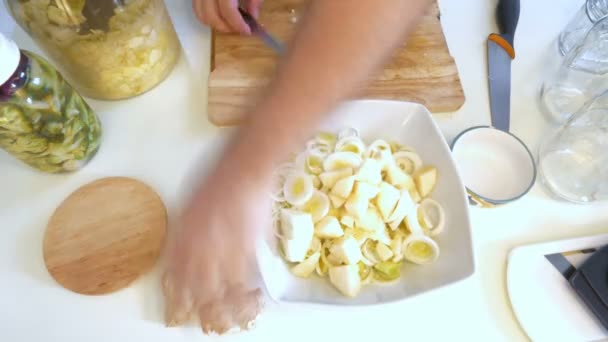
top-left (314, 131), bottom-right (337, 147)
top-left (402, 235), bottom-right (440, 265)
top-left (417, 198), bottom-right (446, 236)
top-left (393, 151), bottom-right (423, 175)
top-left (361, 240), bottom-right (380, 265)
top-left (367, 139), bottom-right (392, 156)
top-left (372, 261), bottom-right (402, 283)
top-left (359, 254), bottom-right (375, 266)
top-left (323, 152), bottom-right (362, 171)
top-left (296, 151), bottom-right (326, 175)
top-left (358, 261), bottom-right (372, 280)
top-left (338, 127), bottom-right (360, 140)
top-left (270, 162), bottom-right (297, 202)
top-left (283, 171), bottom-right (315, 206)
top-left (335, 136), bottom-right (366, 155)
top-left (389, 141), bottom-right (416, 154)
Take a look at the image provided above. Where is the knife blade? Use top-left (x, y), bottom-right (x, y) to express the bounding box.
top-left (487, 0), bottom-right (520, 132)
top-left (239, 8), bottom-right (286, 55)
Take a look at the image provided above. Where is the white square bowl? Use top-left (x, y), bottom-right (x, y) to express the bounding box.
top-left (257, 100), bottom-right (475, 306)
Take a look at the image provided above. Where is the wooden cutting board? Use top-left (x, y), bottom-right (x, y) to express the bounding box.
top-left (43, 177), bottom-right (167, 295)
top-left (208, 1), bottom-right (465, 126)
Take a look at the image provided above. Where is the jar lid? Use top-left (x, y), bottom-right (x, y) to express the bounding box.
top-left (0, 33), bottom-right (20, 86)
top-left (43, 177), bottom-right (168, 295)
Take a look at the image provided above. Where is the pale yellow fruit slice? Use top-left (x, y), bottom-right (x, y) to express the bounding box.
top-left (309, 236), bottom-right (322, 255)
top-left (319, 168), bottom-right (353, 189)
top-left (329, 194), bottom-right (347, 209)
top-left (314, 216), bottom-right (344, 239)
top-left (409, 188), bottom-right (422, 203)
top-left (353, 181), bottom-right (380, 200)
top-left (329, 236), bottom-right (362, 265)
top-left (414, 166), bottom-right (438, 198)
top-left (390, 230), bottom-right (405, 262)
top-left (418, 198), bottom-right (446, 236)
top-left (299, 190), bottom-right (330, 223)
top-left (374, 182), bottom-right (400, 221)
top-left (385, 163), bottom-right (416, 190)
top-left (329, 264), bottom-right (361, 297)
top-left (291, 252), bottom-right (321, 278)
top-left (387, 191), bottom-right (417, 226)
top-left (340, 215), bottom-right (356, 228)
top-left (331, 175), bottom-right (356, 199)
top-left (279, 209), bottom-right (314, 262)
top-left (344, 194), bottom-right (369, 220)
top-left (356, 206), bottom-right (384, 232)
top-left (356, 158), bottom-right (383, 185)
top-left (370, 225), bottom-right (391, 245)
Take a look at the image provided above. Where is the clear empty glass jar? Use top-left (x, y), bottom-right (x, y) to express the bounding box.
top-left (541, 16), bottom-right (608, 123)
top-left (6, 0), bottom-right (181, 100)
top-left (538, 91), bottom-right (608, 203)
top-left (558, 0), bottom-right (608, 56)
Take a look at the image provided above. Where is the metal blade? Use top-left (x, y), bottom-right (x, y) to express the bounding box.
top-left (239, 7), bottom-right (285, 55)
top-left (487, 40), bottom-right (512, 132)
top-left (545, 253), bottom-right (576, 279)
top-left (255, 30), bottom-right (285, 55)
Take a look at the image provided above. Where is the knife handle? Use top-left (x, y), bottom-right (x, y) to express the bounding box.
top-left (496, 0), bottom-right (520, 47)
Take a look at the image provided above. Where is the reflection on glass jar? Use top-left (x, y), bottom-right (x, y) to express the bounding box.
top-left (541, 16), bottom-right (608, 123)
top-left (538, 91), bottom-right (608, 203)
top-left (0, 50), bottom-right (102, 173)
top-left (7, 0), bottom-right (181, 100)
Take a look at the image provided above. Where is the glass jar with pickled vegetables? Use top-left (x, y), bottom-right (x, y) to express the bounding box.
top-left (6, 0), bottom-right (181, 100)
top-left (0, 33), bottom-right (101, 173)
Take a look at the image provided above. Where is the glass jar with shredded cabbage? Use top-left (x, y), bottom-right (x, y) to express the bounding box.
top-left (7, 0), bottom-right (181, 100)
top-left (0, 33), bottom-right (101, 173)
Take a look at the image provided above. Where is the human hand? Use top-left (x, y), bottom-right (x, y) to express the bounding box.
top-left (162, 157), bottom-right (268, 334)
top-left (193, 0), bottom-right (264, 34)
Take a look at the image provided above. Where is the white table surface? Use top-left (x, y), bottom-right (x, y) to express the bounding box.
top-left (2, 1), bottom-right (608, 341)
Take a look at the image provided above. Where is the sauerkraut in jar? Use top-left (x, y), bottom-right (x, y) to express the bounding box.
top-left (7, 0), bottom-right (181, 100)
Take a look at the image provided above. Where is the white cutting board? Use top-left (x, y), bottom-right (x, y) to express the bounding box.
top-left (507, 234), bottom-right (608, 342)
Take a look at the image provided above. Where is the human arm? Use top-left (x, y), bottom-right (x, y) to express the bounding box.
top-left (165, 0), bottom-right (434, 334)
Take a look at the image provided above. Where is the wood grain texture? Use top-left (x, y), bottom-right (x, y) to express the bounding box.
top-left (43, 177), bottom-right (167, 295)
top-left (208, 1), bottom-right (465, 126)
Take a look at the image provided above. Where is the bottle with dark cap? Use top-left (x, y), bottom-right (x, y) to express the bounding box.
top-left (0, 32), bottom-right (102, 173)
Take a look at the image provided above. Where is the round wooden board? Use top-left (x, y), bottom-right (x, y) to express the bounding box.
top-left (44, 177), bottom-right (167, 295)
